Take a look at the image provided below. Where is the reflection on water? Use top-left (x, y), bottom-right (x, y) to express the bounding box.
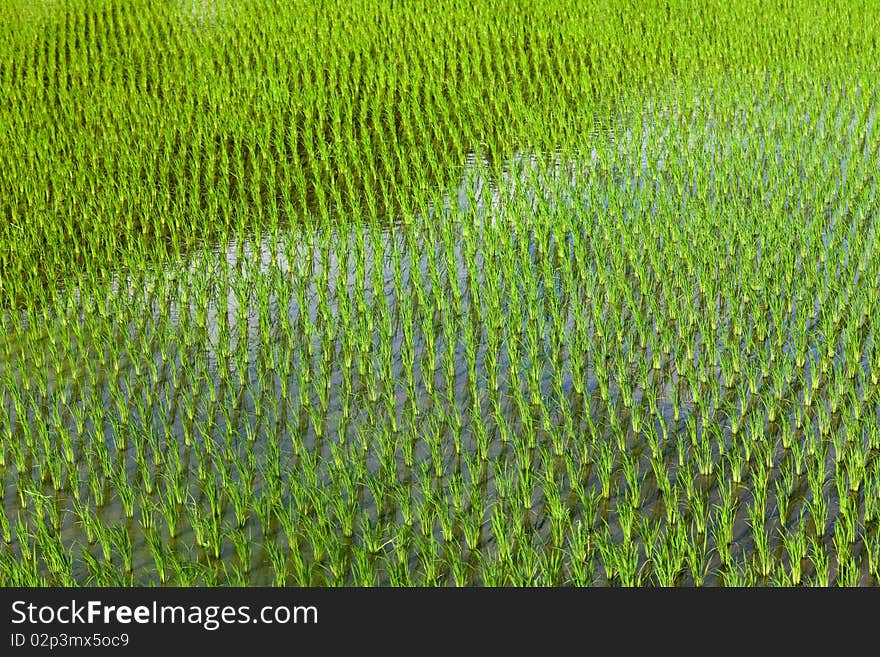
top-left (179, 0), bottom-right (229, 30)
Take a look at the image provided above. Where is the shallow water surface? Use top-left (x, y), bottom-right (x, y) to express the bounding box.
top-left (3, 80), bottom-right (880, 585)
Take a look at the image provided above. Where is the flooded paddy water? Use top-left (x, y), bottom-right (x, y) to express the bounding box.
top-left (2, 75), bottom-right (880, 586)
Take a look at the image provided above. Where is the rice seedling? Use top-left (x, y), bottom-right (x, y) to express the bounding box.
top-left (808, 537), bottom-right (831, 587)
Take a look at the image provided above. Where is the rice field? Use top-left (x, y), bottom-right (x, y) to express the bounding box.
top-left (2, 1), bottom-right (880, 586)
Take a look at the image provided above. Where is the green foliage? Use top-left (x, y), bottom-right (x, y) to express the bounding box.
top-left (2, 1), bottom-right (880, 586)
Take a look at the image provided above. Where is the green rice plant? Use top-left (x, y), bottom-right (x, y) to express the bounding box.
top-left (711, 499), bottom-right (737, 569)
top-left (807, 475), bottom-right (829, 539)
top-left (358, 513), bottom-right (391, 559)
top-left (843, 441), bottom-right (868, 494)
top-left (448, 540), bottom-right (472, 587)
top-left (864, 528), bottom-right (880, 580)
top-left (595, 439), bottom-right (616, 501)
top-left (788, 430), bottom-right (807, 477)
top-left (220, 560), bottom-right (251, 588)
top-left (725, 441), bottom-right (748, 486)
top-left (156, 486), bottom-right (181, 540)
top-left (687, 482), bottom-right (710, 539)
top-left (490, 503), bottom-right (514, 566)
top-left (110, 469), bottom-right (135, 520)
top-left (644, 422), bottom-right (662, 461)
top-left (595, 529), bottom-right (618, 585)
top-left (138, 495), bottom-right (157, 532)
top-left (226, 480), bottom-right (253, 531)
top-left (41, 495), bottom-right (62, 534)
top-left (648, 524), bottom-right (684, 587)
top-left (108, 525), bottom-right (132, 575)
top-left (566, 519), bottom-right (595, 586)
top-left (34, 519), bottom-right (71, 579)
top-left (774, 467), bottom-right (796, 530)
top-left (0, 509), bottom-right (11, 546)
top-left (79, 546), bottom-right (113, 586)
top-left (616, 497), bottom-right (637, 542)
top-left (694, 429), bottom-right (716, 477)
top-left (808, 537), bottom-right (830, 587)
top-left (437, 500), bottom-right (457, 546)
top-left (866, 422), bottom-right (880, 452)
top-left (229, 527), bottom-right (254, 575)
top-left (781, 513), bottom-right (809, 586)
top-left (684, 525), bottom-right (711, 587)
top-left (383, 539), bottom-right (414, 587)
top-left (835, 550), bottom-right (861, 587)
top-left (674, 423), bottom-right (689, 470)
top-left (614, 538), bottom-right (643, 587)
top-left (537, 542), bottom-right (566, 587)
top-left (414, 532), bottom-right (441, 586)
top-left (720, 560), bottom-right (758, 587)
top-left (144, 525), bottom-right (168, 585)
top-left (834, 504), bottom-right (858, 551)
top-left (621, 452), bottom-right (643, 510)
top-left (166, 552), bottom-right (199, 587)
top-left (351, 543), bottom-right (376, 587)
